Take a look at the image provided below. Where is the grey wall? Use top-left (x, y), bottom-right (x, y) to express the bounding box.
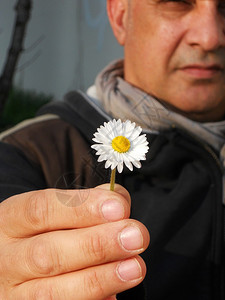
top-left (0, 0), bottom-right (123, 100)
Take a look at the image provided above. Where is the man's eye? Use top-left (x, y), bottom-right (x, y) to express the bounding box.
top-left (160, 0), bottom-right (192, 6)
top-left (157, 0), bottom-right (193, 15)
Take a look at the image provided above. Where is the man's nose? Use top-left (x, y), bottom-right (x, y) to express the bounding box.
top-left (185, 4), bottom-right (225, 51)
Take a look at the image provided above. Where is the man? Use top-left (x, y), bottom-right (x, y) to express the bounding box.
top-left (0, 0), bottom-right (224, 299)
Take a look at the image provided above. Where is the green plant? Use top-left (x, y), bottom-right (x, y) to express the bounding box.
top-left (0, 87), bottom-right (53, 130)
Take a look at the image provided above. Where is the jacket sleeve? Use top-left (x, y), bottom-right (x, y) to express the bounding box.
top-left (0, 141), bottom-right (47, 202)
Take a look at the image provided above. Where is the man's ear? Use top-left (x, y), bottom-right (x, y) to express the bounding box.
top-left (107, 0), bottom-right (128, 46)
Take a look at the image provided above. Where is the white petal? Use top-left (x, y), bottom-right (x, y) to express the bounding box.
top-left (111, 160), bottom-right (118, 170)
top-left (117, 162), bottom-right (124, 173)
top-left (128, 126), bottom-right (142, 140)
top-left (132, 160), bottom-right (142, 168)
top-left (94, 132), bottom-right (111, 143)
top-left (132, 134), bottom-right (148, 146)
top-left (97, 126), bottom-right (112, 138)
top-left (131, 145), bottom-right (148, 155)
top-left (91, 144), bottom-right (101, 150)
top-left (115, 120), bottom-right (123, 134)
top-left (123, 121), bottom-right (136, 138)
top-left (115, 151), bottom-right (123, 163)
top-left (92, 138), bottom-right (100, 143)
top-left (98, 154), bottom-right (109, 162)
top-left (124, 159), bottom-right (133, 171)
top-left (97, 145), bottom-right (112, 153)
top-left (105, 120), bottom-right (117, 137)
top-left (128, 150), bottom-right (147, 162)
top-left (105, 160), bottom-right (112, 169)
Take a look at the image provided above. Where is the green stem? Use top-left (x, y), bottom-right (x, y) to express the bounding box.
top-left (110, 168), bottom-right (116, 191)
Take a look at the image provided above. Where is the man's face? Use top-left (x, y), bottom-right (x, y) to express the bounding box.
top-left (123, 0), bottom-right (225, 121)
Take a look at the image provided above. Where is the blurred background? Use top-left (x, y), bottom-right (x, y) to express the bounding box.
top-left (0, 0), bottom-right (123, 130)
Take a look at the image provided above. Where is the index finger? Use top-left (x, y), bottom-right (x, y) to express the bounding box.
top-left (0, 184), bottom-right (131, 238)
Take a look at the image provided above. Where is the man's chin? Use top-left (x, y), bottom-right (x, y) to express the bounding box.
top-left (162, 94), bottom-right (225, 122)
top-left (177, 105), bottom-right (225, 122)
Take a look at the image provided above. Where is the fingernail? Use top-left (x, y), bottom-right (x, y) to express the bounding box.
top-left (101, 200), bottom-right (124, 221)
top-left (119, 226), bottom-right (143, 251)
top-left (117, 258), bottom-right (142, 282)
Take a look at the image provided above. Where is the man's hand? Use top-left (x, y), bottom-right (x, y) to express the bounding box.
top-left (0, 184), bottom-right (150, 299)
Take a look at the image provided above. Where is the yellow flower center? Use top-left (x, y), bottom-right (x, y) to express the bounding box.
top-left (112, 136), bottom-right (130, 153)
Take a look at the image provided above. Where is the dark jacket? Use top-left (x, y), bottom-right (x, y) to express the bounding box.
top-left (0, 91), bottom-right (224, 300)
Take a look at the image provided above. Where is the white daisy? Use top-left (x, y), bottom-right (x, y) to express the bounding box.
top-left (91, 119), bottom-right (149, 173)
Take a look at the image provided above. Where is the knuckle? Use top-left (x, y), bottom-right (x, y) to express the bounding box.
top-left (25, 190), bottom-right (53, 230)
top-left (82, 233), bottom-right (107, 263)
top-left (84, 269), bottom-right (105, 299)
top-left (27, 236), bottom-right (57, 276)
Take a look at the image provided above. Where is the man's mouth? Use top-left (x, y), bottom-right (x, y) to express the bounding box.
top-left (179, 64), bottom-right (223, 79)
